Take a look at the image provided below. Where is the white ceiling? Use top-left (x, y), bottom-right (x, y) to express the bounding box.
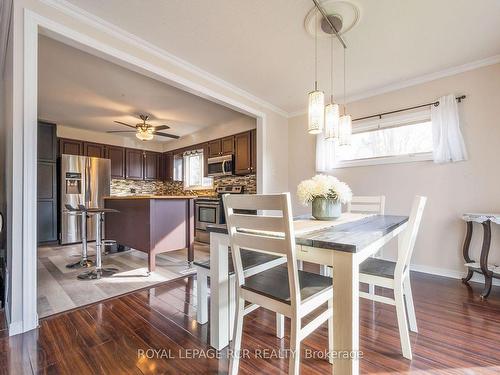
top-left (64, 0), bottom-right (500, 114)
top-left (38, 35), bottom-right (253, 142)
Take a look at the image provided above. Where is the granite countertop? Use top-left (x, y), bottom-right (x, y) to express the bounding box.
top-left (104, 195), bottom-right (197, 200)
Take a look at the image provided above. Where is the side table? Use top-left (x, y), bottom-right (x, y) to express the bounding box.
top-left (461, 213), bottom-right (500, 299)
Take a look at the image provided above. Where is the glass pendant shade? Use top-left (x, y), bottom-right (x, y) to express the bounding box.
top-left (338, 114), bottom-right (352, 145)
top-left (324, 102), bottom-right (340, 141)
top-left (136, 129), bottom-right (154, 141)
top-left (308, 89), bottom-right (325, 134)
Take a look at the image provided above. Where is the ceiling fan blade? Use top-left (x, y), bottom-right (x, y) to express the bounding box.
top-left (153, 131), bottom-right (180, 139)
top-left (151, 125), bottom-right (170, 130)
top-left (113, 121), bottom-right (137, 129)
top-left (106, 130), bottom-right (136, 133)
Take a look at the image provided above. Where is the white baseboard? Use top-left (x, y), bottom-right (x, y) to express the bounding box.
top-left (408, 263), bottom-right (500, 286)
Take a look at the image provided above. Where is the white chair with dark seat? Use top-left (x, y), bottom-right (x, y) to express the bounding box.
top-left (359, 195), bottom-right (426, 360)
top-left (320, 195), bottom-right (386, 278)
top-left (224, 193), bottom-right (333, 375)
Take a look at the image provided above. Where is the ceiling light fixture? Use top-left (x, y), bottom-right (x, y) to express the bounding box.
top-left (324, 33), bottom-right (339, 141)
top-left (338, 47), bottom-right (352, 146)
top-left (307, 13), bottom-right (325, 134)
top-left (136, 127), bottom-right (154, 141)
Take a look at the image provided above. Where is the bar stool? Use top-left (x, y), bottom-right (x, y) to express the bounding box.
top-left (78, 206), bottom-right (120, 280)
top-left (65, 204), bottom-right (93, 269)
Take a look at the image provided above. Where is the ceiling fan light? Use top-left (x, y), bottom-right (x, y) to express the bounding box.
top-left (308, 89), bottom-right (325, 134)
top-left (136, 130), bottom-right (154, 141)
top-left (338, 114), bottom-right (352, 146)
top-left (324, 102), bottom-right (340, 141)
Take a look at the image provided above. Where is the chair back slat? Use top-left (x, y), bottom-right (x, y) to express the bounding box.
top-left (230, 214), bottom-right (285, 233)
top-left (224, 193), bottom-right (301, 308)
top-left (348, 195), bottom-right (385, 214)
top-left (396, 196), bottom-right (427, 277)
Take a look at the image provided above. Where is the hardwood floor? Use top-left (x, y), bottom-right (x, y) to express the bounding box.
top-left (1, 271), bottom-right (500, 374)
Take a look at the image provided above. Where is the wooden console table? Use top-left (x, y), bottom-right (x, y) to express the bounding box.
top-left (461, 213), bottom-right (500, 298)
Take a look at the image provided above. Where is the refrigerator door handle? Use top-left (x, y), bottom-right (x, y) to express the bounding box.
top-left (85, 159), bottom-right (91, 207)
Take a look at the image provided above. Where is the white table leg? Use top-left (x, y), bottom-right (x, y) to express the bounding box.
top-left (196, 268), bottom-right (209, 324)
top-left (332, 251), bottom-right (360, 375)
top-left (210, 232), bottom-right (230, 350)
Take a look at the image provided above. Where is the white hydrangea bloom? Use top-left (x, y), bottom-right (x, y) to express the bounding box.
top-left (296, 174), bottom-right (352, 205)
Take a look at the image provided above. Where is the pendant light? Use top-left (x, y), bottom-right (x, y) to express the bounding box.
top-left (308, 13), bottom-right (325, 134)
top-left (324, 34), bottom-right (339, 141)
top-left (338, 46), bottom-right (352, 145)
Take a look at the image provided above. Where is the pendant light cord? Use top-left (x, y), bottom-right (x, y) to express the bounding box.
top-left (343, 46), bottom-right (347, 115)
top-left (330, 34), bottom-right (334, 103)
top-left (314, 12), bottom-right (318, 90)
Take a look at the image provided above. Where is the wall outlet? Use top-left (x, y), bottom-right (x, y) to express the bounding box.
top-left (130, 188), bottom-right (136, 194)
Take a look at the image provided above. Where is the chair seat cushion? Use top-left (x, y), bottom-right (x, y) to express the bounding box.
top-left (360, 258), bottom-right (396, 279)
top-left (193, 249), bottom-right (281, 275)
top-left (242, 265), bottom-right (332, 304)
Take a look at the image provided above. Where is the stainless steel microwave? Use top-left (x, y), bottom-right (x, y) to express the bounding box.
top-left (207, 155), bottom-right (233, 177)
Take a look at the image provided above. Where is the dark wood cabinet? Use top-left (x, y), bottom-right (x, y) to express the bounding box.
top-left (106, 145), bottom-right (126, 179)
top-left (234, 131), bottom-right (252, 175)
top-left (38, 121), bottom-right (57, 162)
top-left (208, 139), bottom-right (222, 157)
top-left (163, 152), bottom-right (173, 181)
top-left (126, 148), bottom-right (144, 180)
top-left (250, 129), bottom-right (257, 173)
top-left (59, 138), bottom-right (83, 156)
top-left (144, 151), bottom-right (159, 181)
top-left (38, 121), bottom-right (58, 243)
top-left (221, 136), bottom-right (234, 155)
top-left (84, 142), bottom-right (106, 158)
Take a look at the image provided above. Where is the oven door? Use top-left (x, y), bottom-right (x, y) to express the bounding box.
top-left (195, 202), bottom-right (220, 230)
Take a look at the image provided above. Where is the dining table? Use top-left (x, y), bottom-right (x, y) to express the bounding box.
top-left (206, 213), bottom-right (409, 375)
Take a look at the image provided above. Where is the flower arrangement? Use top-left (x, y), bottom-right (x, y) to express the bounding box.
top-left (297, 174), bottom-right (353, 206)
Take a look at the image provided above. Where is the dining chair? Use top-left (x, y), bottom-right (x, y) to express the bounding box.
top-left (359, 195), bottom-right (426, 360)
top-left (224, 193), bottom-right (334, 375)
top-left (320, 195), bottom-right (386, 278)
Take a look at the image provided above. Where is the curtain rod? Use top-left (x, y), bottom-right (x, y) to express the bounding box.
top-left (352, 95), bottom-right (466, 122)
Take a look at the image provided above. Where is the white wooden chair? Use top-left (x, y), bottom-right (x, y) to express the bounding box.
top-left (359, 196), bottom-right (426, 360)
top-left (224, 193), bottom-right (334, 375)
top-left (320, 195), bottom-right (386, 278)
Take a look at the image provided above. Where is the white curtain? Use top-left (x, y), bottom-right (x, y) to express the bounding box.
top-left (431, 94), bottom-right (467, 163)
top-left (315, 134), bottom-right (336, 172)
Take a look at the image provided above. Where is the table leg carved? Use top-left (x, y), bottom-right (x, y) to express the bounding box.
top-left (479, 221), bottom-right (492, 299)
top-left (461, 221), bottom-right (474, 283)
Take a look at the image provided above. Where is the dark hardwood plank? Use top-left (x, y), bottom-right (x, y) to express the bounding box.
top-left (2, 272), bottom-right (500, 374)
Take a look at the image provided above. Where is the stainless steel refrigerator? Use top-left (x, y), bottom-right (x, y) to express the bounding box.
top-left (60, 154), bottom-right (111, 244)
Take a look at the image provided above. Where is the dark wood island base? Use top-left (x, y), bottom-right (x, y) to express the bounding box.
top-left (104, 196), bottom-right (196, 272)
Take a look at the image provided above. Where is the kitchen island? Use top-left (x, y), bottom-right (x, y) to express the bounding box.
top-left (104, 196), bottom-right (196, 272)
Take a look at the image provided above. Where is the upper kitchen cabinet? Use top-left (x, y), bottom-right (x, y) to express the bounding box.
top-left (125, 148), bottom-right (144, 180)
top-left (106, 145), bottom-right (126, 179)
top-left (84, 142), bottom-right (106, 158)
top-left (208, 139), bottom-right (222, 157)
top-left (234, 130), bottom-right (255, 175)
top-left (59, 138), bottom-right (83, 156)
top-left (144, 151), bottom-right (159, 180)
top-left (163, 152), bottom-right (174, 181)
top-left (38, 121), bottom-right (57, 162)
top-left (221, 136), bottom-right (234, 155)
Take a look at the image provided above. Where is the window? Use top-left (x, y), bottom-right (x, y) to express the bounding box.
top-left (321, 110), bottom-right (434, 169)
top-left (183, 150), bottom-right (213, 189)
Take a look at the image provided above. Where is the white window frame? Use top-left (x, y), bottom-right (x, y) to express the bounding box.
top-left (332, 109), bottom-right (433, 169)
top-left (183, 149), bottom-right (213, 190)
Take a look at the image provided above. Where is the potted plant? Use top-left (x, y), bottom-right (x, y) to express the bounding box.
top-left (297, 175), bottom-right (352, 220)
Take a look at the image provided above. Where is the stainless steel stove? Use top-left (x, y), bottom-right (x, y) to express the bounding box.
top-left (195, 185), bottom-right (245, 243)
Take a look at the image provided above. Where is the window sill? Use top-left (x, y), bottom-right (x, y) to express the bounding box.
top-left (326, 152), bottom-right (433, 169)
top-left (185, 185), bottom-right (214, 191)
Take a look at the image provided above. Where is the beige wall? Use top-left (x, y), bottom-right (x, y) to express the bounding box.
top-left (56, 125), bottom-right (165, 152)
top-left (288, 63), bottom-right (500, 278)
top-left (164, 115), bottom-right (256, 151)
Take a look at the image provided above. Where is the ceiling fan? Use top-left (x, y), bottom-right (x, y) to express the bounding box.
top-left (107, 114), bottom-right (180, 141)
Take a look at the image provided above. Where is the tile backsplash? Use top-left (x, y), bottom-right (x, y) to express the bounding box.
top-left (110, 174), bottom-right (256, 196)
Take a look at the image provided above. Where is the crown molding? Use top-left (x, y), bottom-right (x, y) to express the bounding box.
top-left (288, 54), bottom-right (500, 118)
top-left (38, 0), bottom-right (289, 118)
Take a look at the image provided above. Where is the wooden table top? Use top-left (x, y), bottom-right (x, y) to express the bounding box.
top-left (207, 214), bottom-right (408, 253)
